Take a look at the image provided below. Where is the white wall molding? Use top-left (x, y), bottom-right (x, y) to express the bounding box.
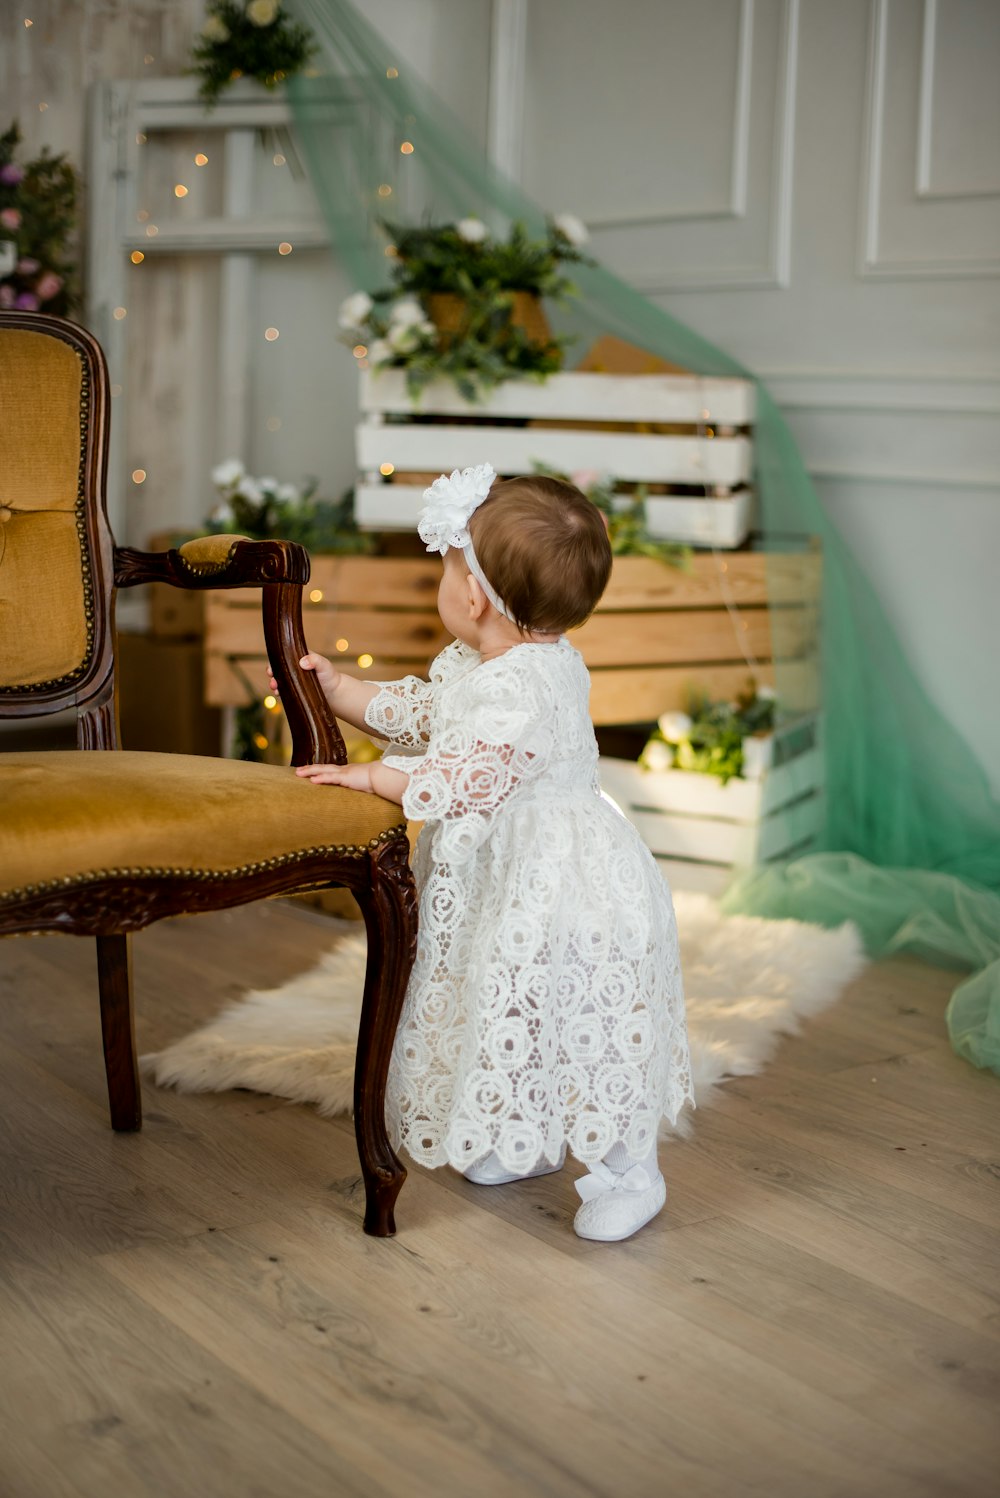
top-left (487, 0), bottom-right (527, 180)
top-left (760, 370), bottom-right (1000, 414)
top-left (859, 0), bottom-right (1000, 279)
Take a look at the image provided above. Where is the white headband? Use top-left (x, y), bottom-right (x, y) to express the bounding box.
top-left (416, 463), bottom-right (516, 622)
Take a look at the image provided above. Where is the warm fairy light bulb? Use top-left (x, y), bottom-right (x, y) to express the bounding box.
top-left (254, 733), bottom-right (268, 750)
top-left (130, 250), bottom-right (144, 264)
top-left (336, 639), bottom-right (349, 652)
top-left (131, 468), bottom-right (146, 484)
top-left (384, 244), bottom-right (397, 257)
top-left (273, 153), bottom-right (286, 166)
top-left (352, 343), bottom-right (367, 358)
top-left (400, 141), bottom-right (414, 155)
top-left (38, 102), bottom-right (47, 111)
top-left (357, 654), bottom-right (374, 669)
top-left (377, 183), bottom-right (392, 197)
top-left (24, 18), bottom-right (33, 26)
top-left (278, 242), bottom-right (292, 255)
top-left (309, 589), bottom-right (324, 603)
top-left (136, 132), bottom-right (147, 145)
top-left (137, 209), bottom-right (149, 222)
top-left (145, 224), bottom-right (158, 237)
top-left (174, 184), bottom-right (189, 198)
top-left (263, 694), bottom-right (278, 710)
top-left (194, 153), bottom-right (208, 166)
top-left (264, 327), bottom-right (279, 341)
top-left (379, 462), bottom-right (395, 476)
top-left (144, 53), bottom-right (154, 64)
top-left (113, 306), bottom-right (127, 320)
top-left (386, 66), bottom-right (398, 78)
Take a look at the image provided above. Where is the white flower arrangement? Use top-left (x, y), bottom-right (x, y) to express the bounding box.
top-left (456, 217), bottom-right (489, 243)
top-left (338, 290), bottom-right (374, 331)
top-left (640, 682), bottom-right (778, 785)
top-left (553, 212), bottom-right (589, 247)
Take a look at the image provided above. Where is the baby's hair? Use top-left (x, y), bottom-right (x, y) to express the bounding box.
top-left (468, 474), bottom-right (612, 633)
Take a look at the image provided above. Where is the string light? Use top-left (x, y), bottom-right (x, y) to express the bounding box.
top-left (130, 250), bottom-right (144, 264)
top-left (377, 184), bottom-right (392, 197)
top-left (38, 102), bottom-right (47, 111)
top-left (273, 153), bottom-right (286, 166)
top-left (143, 53), bottom-right (154, 64)
top-left (309, 589), bottom-right (324, 603)
top-left (145, 224), bottom-right (158, 237)
top-left (400, 141), bottom-right (414, 155)
top-left (194, 153), bottom-right (208, 166)
top-left (379, 462), bottom-right (395, 476)
top-left (137, 209), bottom-right (149, 222)
top-left (278, 242), bottom-right (292, 255)
top-left (264, 327), bottom-right (279, 341)
top-left (131, 468), bottom-right (146, 484)
top-left (386, 66), bottom-right (398, 78)
top-left (113, 306), bottom-right (127, 320)
top-left (335, 639), bottom-right (349, 652)
top-left (263, 695), bottom-right (278, 710)
top-left (384, 244), bottom-right (397, 257)
top-left (174, 184), bottom-right (188, 198)
top-left (24, 18), bottom-right (33, 27)
top-left (357, 654), bottom-right (374, 669)
top-left (136, 132), bottom-right (147, 145)
top-left (254, 733), bottom-right (268, 750)
top-left (352, 343), bottom-right (367, 358)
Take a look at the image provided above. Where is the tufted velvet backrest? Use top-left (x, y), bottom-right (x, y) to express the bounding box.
top-left (0, 314), bottom-right (115, 728)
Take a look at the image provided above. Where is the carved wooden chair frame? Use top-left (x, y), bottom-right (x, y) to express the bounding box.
top-left (0, 312), bottom-right (416, 1236)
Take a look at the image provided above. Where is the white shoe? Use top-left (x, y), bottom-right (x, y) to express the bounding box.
top-left (464, 1143), bottom-right (567, 1186)
top-left (573, 1161), bottom-right (667, 1241)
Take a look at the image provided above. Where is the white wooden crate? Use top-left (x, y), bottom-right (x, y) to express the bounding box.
top-left (599, 716), bottom-right (824, 896)
top-left (356, 369), bottom-right (755, 544)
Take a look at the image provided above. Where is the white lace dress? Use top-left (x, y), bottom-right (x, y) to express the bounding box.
top-left (365, 638), bottom-right (693, 1175)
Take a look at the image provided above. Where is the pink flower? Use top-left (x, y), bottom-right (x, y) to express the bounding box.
top-left (14, 291), bottom-right (39, 310)
top-left (36, 271), bottom-right (62, 301)
top-left (0, 207), bottom-right (21, 231)
top-left (0, 163), bottom-right (24, 186)
top-left (0, 285), bottom-right (15, 309)
top-left (17, 257), bottom-right (40, 275)
top-left (570, 469), bottom-right (602, 492)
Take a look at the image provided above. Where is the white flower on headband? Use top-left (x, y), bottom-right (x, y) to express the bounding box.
top-left (417, 463), bottom-right (496, 555)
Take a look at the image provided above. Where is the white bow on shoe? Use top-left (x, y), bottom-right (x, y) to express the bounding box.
top-left (573, 1160), bottom-right (667, 1242)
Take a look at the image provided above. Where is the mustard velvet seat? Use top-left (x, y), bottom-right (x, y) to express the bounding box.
top-left (0, 751), bottom-right (404, 896)
top-left (0, 312), bottom-right (417, 1237)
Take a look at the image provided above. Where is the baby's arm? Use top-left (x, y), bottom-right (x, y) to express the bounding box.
top-left (267, 653), bottom-right (378, 736)
top-left (295, 759), bottom-right (409, 805)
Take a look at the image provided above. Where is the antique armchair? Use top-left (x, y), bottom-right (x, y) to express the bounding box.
top-left (0, 312), bottom-right (416, 1236)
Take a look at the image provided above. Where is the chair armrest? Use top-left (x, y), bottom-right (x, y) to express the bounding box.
top-left (113, 536), bottom-right (346, 768)
top-left (113, 535), bottom-right (309, 589)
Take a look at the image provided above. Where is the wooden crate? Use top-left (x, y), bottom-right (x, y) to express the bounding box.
top-left (203, 546), bottom-right (821, 726)
top-left (355, 369), bottom-right (756, 547)
top-left (599, 716), bottom-right (824, 896)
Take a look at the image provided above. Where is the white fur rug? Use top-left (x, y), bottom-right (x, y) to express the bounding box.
top-left (142, 893), bottom-right (866, 1134)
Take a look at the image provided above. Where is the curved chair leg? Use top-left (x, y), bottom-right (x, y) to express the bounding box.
top-left (96, 933), bottom-right (141, 1131)
top-left (352, 836), bottom-right (418, 1236)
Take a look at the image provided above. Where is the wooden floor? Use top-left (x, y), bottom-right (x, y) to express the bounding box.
top-left (1, 900), bottom-right (998, 1498)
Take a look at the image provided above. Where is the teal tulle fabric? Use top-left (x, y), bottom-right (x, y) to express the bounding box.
top-left (285, 0), bottom-right (1000, 1074)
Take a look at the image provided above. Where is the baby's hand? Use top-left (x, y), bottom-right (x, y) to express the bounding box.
top-left (295, 761), bottom-right (373, 793)
top-left (266, 653), bottom-right (343, 703)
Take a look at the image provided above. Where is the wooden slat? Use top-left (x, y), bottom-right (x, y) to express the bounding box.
top-left (206, 606), bottom-right (448, 660)
top-left (360, 367), bottom-right (756, 424)
top-left (573, 607), bottom-right (773, 667)
top-left (204, 654), bottom-right (418, 707)
top-left (201, 557), bottom-right (441, 616)
top-left (357, 425), bottom-right (752, 486)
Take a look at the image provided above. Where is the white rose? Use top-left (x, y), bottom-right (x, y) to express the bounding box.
top-left (456, 217), bottom-right (488, 243)
top-left (246, 0), bottom-right (280, 26)
top-left (337, 290), bottom-right (374, 330)
top-left (388, 321), bottom-right (421, 353)
top-left (236, 476), bottom-right (263, 503)
top-left (657, 710), bottom-right (693, 744)
top-left (258, 476), bottom-right (279, 493)
top-left (201, 15), bottom-right (230, 42)
top-left (277, 482), bottom-right (300, 502)
top-left (388, 297), bottom-right (425, 328)
top-left (642, 740), bottom-right (674, 773)
top-left (367, 337), bottom-right (394, 365)
top-left (209, 501), bottom-right (235, 526)
top-left (553, 212), bottom-right (589, 247)
top-left (211, 457), bottom-right (245, 488)
top-left (756, 683), bottom-right (778, 702)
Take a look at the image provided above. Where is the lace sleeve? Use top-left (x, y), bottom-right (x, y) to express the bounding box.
top-left (401, 666), bottom-right (552, 862)
top-left (364, 675), bottom-right (434, 748)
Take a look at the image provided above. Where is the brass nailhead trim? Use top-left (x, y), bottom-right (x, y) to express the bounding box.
top-left (177, 540), bottom-right (240, 577)
top-left (0, 825), bottom-right (407, 906)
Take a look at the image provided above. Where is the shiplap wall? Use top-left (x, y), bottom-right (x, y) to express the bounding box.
top-left (2, 0), bottom-right (998, 790)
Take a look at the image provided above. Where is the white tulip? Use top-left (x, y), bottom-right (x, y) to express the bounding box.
top-left (388, 297), bottom-right (425, 328)
top-left (236, 476), bottom-right (263, 503)
top-left (456, 217), bottom-right (488, 243)
top-left (642, 740), bottom-right (674, 772)
top-left (367, 338), bottom-right (394, 365)
top-left (553, 212), bottom-right (589, 247)
top-left (201, 15), bottom-right (230, 42)
top-left (247, 0), bottom-right (280, 27)
top-left (211, 457), bottom-right (245, 488)
top-left (657, 710), bottom-right (693, 744)
top-left (337, 290), bottom-right (374, 330)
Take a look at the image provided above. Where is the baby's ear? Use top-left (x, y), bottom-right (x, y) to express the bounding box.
top-left (466, 573), bottom-right (489, 620)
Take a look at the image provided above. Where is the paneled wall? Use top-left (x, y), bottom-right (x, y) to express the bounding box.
top-left (2, 1), bottom-right (998, 789)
